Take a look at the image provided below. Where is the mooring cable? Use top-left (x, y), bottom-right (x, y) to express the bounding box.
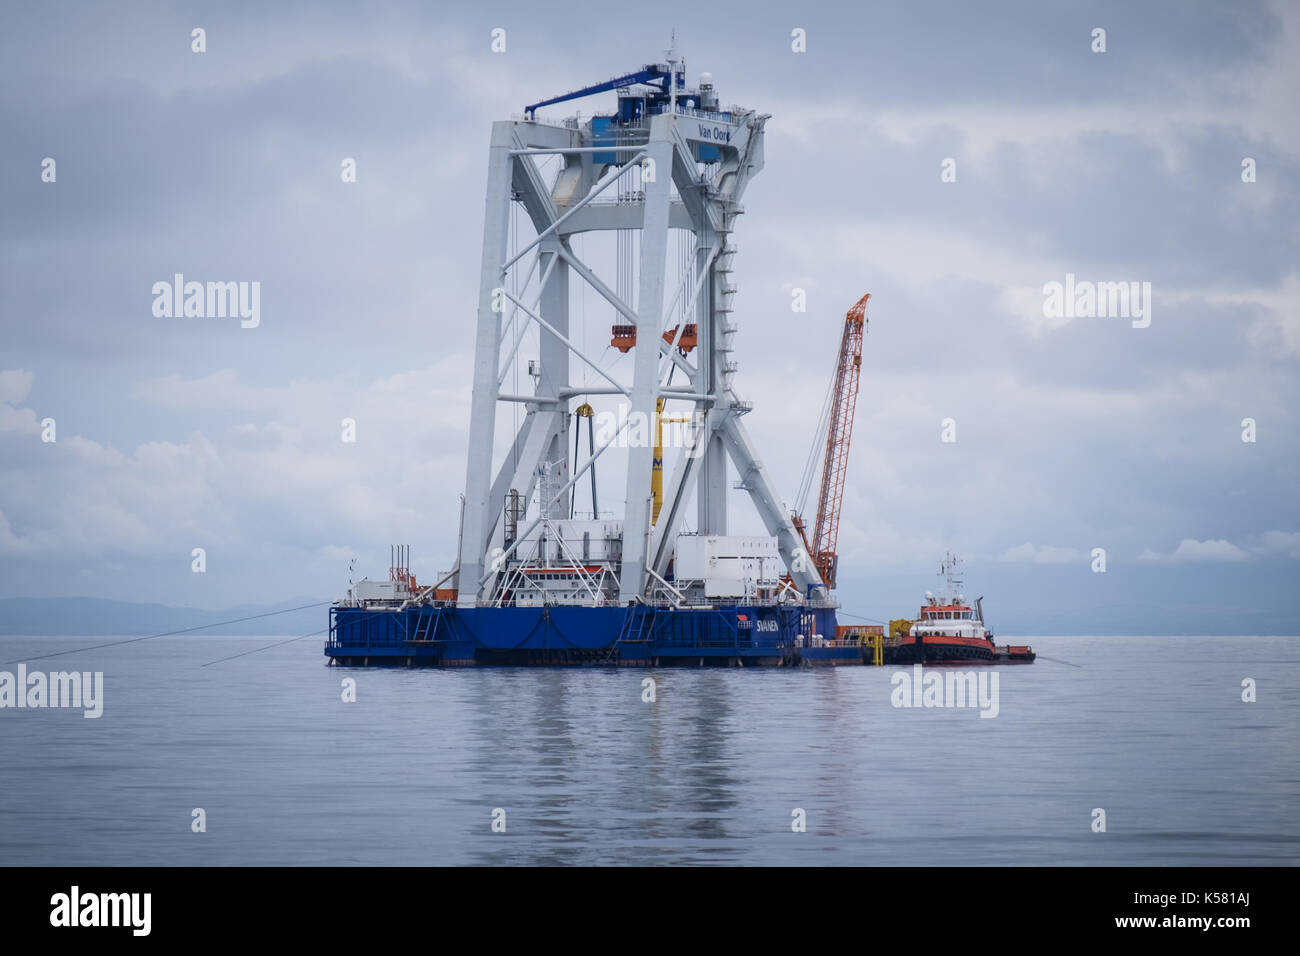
top-left (199, 627), bottom-right (330, 668)
top-left (1032, 654), bottom-right (1084, 668)
top-left (837, 610), bottom-right (890, 626)
top-left (0, 601), bottom-right (333, 666)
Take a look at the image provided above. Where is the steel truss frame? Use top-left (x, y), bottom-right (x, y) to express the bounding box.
top-left (458, 110), bottom-right (823, 606)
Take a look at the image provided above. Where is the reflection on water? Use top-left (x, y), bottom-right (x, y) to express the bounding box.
top-left (0, 636), bottom-right (1297, 865)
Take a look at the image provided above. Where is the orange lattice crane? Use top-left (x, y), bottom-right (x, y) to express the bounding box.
top-left (792, 293), bottom-right (870, 590)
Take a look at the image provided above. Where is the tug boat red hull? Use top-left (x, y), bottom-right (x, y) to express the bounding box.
top-left (893, 632), bottom-right (996, 664)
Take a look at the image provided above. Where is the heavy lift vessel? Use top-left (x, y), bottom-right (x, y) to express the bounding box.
top-left (327, 53), bottom-right (873, 666)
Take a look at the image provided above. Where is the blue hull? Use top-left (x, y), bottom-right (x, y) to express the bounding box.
top-left (326, 604), bottom-right (851, 666)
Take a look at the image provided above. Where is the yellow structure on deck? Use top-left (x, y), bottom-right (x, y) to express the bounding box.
top-left (836, 624), bottom-right (887, 665)
top-left (652, 396), bottom-right (694, 525)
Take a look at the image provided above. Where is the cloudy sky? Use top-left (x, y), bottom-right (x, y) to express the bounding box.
top-left (1, 1), bottom-right (1296, 633)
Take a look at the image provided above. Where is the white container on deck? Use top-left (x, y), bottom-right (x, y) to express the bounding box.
top-left (674, 534), bottom-right (781, 600)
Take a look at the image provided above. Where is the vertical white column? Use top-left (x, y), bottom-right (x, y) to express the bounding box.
top-left (458, 123), bottom-right (516, 606)
top-left (538, 237), bottom-right (571, 519)
top-left (618, 123), bottom-right (674, 603)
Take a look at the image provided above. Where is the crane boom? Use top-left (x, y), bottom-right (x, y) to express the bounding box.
top-left (808, 293), bottom-right (870, 589)
top-left (523, 65), bottom-right (679, 119)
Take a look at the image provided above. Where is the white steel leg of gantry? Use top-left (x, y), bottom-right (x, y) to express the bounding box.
top-left (459, 122), bottom-right (516, 607)
top-left (616, 129), bottom-right (676, 604)
top-left (460, 122), bottom-right (655, 605)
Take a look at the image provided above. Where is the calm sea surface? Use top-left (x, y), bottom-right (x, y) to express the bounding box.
top-left (0, 635), bottom-right (1296, 865)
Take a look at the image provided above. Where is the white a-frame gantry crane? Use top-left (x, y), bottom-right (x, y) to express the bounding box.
top-left (456, 58), bottom-right (826, 607)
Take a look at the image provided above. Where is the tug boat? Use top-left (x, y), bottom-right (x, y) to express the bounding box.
top-left (892, 553), bottom-right (1034, 664)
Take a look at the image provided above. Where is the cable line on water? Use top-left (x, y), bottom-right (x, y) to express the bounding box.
top-left (1, 601), bottom-right (333, 666)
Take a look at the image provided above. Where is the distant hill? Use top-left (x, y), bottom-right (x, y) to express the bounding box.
top-left (0, 596), bottom-right (329, 636)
